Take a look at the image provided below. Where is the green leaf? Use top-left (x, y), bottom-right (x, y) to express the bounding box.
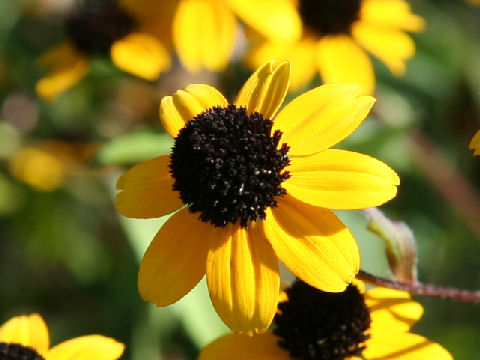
top-left (97, 129), bottom-right (173, 165)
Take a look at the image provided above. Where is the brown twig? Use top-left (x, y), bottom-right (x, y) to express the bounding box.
top-left (358, 270), bottom-right (480, 303)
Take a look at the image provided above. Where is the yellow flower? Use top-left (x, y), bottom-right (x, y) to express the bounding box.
top-left (172, 0), bottom-right (301, 72)
top-left (115, 61), bottom-right (399, 334)
top-left (470, 130), bottom-right (480, 155)
top-left (245, 0), bottom-right (425, 94)
top-left (0, 313), bottom-right (124, 360)
top-left (199, 281), bottom-right (453, 360)
top-left (36, 0), bottom-right (175, 101)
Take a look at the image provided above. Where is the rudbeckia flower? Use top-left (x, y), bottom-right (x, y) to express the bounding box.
top-left (36, 0), bottom-right (175, 101)
top-left (172, 0), bottom-right (301, 72)
top-left (245, 0), bottom-right (425, 94)
top-left (115, 61), bottom-right (399, 334)
top-left (0, 313), bottom-right (124, 360)
top-left (199, 280), bottom-right (453, 360)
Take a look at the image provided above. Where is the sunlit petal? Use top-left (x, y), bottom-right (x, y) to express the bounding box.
top-left (111, 32), bottom-right (170, 80)
top-left (206, 223), bottom-right (280, 335)
top-left (235, 61), bottom-right (290, 120)
top-left (159, 84), bottom-right (228, 137)
top-left (138, 208), bottom-right (212, 306)
top-left (360, 0), bottom-right (425, 32)
top-left (284, 149), bottom-right (399, 209)
top-left (115, 156), bottom-right (183, 218)
top-left (173, 0), bottom-right (236, 71)
top-left (274, 83), bottom-right (375, 156)
top-left (0, 314), bottom-right (49, 355)
top-left (264, 194), bottom-right (359, 292)
top-left (47, 335), bottom-right (124, 360)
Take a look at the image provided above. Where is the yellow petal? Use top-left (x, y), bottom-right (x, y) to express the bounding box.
top-left (274, 83), bottom-right (375, 156)
top-left (264, 194), bottom-right (359, 292)
top-left (0, 314), bottom-right (49, 355)
top-left (110, 32), bottom-right (170, 80)
top-left (115, 156), bottom-right (183, 218)
top-left (159, 84), bottom-right (228, 137)
top-left (245, 39), bottom-right (317, 92)
top-left (360, 0), bottom-right (426, 32)
top-left (316, 35), bottom-right (375, 95)
top-left (227, 0), bottom-right (301, 41)
top-left (352, 22), bottom-right (416, 76)
top-left (206, 223), bottom-right (280, 335)
top-left (47, 335), bottom-right (124, 360)
top-left (173, 0), bottom-right (236, 71)
top-left (284, 149), bottom-right (399, 209)
top-left (35, 42), bottom-right (89, 101)
top-left (363, 331), bottom-right (452, 359)
top-left (138, 208), bottom-right (211, 306)
top-left (470, 129), bottom-right (480, 155)
top-left (198, 332), bottom-right (290, 360)
top-left (365, 288), bottom-right (424, 333)
top-left (235, 61), bottom-right (290, 120)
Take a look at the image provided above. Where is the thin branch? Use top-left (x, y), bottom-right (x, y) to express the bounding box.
top-left (358, 270), bottom-right (480, 303)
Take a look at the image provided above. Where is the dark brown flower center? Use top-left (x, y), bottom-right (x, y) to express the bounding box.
top-left (170, 105), bottom-right (290, 227)
top-left (66, 0), bottom-right (136, 55)
top-left (0, 343), bottom-right (44, 360)
top-left (299, 0), bottom-right (362, 36)
top-left (274, 281), bottom-right (371, 360)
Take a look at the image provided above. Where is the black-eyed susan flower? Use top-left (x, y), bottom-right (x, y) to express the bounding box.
top-left (172, 0), bottom-right (301, 72)
top-left (115, 61), bottom-right (400, 334)
top-left (245, 0), bottom-right (425, 94)
top-left (0, 313), bottom-right (124, 360)
top-left (36, 0), bottom-right (175, 100)
top-left (199, 280), bottom-right (453, 360)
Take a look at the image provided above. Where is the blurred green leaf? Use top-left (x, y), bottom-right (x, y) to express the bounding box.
top-left (97, 129), bottom-right (173, 165)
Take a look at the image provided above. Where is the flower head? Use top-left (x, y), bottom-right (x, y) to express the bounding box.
top-left (115, 61), bottom-right (400, 334)
top-left (36, 0), bottom-right (174, 100)
top-left (0, 313), bottom-right (124, 360)
top-left (245, 0), bottom-right (425, 94)
top-left (199, 280), bottom-right (453, 360)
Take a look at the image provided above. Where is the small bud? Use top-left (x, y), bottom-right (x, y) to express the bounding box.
top-left (363, 207), bottom-right (418, 284)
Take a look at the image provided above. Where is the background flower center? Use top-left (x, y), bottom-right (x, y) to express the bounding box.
top-left (170, 105), bottom-right (290, 227)
top-left (274, 281), bottom-right (371, 360)
top-left (0, 343), bottom-right (44, 360)
top-left (299, 0), bottom-right (362, 36)
top-left (66, 0), bottom-right (136, 55)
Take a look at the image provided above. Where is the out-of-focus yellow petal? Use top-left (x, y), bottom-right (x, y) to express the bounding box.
top-left (363, 331), bottom-right (453, 359)
top-left (316, 35), bottom-right (375, 95)
top-left (198, 332), bottom-right (290, 360)
top-left (47, 335), bottom-right (124, 360)
top-left (115, 156), bottom-right (183, 218)
top-left (352, 22), bottom-right (416, 76)
top-left (0, 314), bottom-right (49, 355)
top-left (138, 208), bottom-right (212, 306)
top-left (245, 39), bottom-right (317, 92)
top-left (273, 83), bottom-right (375, 156)
top-left (227, 0), bottom-right (301, 41)
top-left (365, 287), bottom-right (424, 333)
top-left (360, 0), bottom-right (426, 32)
top-left (9, 147), bottom-right (66, 191)
top-left (206, 223), bottom-right (280, 335)
top-left (235, 61), bottom-right (290, 120)
top-left (284, 149), bottom-right (399, 209)
top-left (470, 129), bottom-right (480, 155)
top-left (159, 84), bottom-right (228, 137)
top-left (36, 42), bottom-right (89, 101)
top-left (264, 194), bottom-right (359, 293)
top-left (173, 0), bottom-right (236, 71)
top-left (111, 32), bottom-right (170, 80)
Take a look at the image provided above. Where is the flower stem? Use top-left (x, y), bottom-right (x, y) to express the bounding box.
top-left (357, 270), bottom-right (480, 303)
